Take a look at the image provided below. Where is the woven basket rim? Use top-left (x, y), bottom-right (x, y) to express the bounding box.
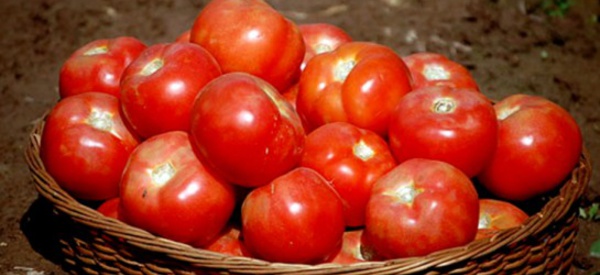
top-left (24, 117), bottom-right (592, 274)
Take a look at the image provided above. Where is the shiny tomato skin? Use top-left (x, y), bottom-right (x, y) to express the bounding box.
top-left (97, 197), bottom-right (121, 220)
top-left (402, 52), bottom-right (479, 91)
top-left (175, 30), bottom-right (191, 42)
top-left (120, 42), bottom-right (222, 138)
top-left (241, 167), bottom-right (345, 264)
top-left (298, 23), bottom-right (352, 71)
top-left (200, 224), bottom-right (252, 257)
top-left (190, 0), bottom-right (304, 92)
top-left (297, 41), bottom-right (413, 136)
top-left (476, 199), bottom-right (529, 240)
top-left (326, 229), bottom-right (365, 264)
top-left (388, 86), bottom-right (497, 178)
top-left (364, 159), bottom-right (479, 259)
top-left (59, 37), bottom-right (146, 98)
top-left (119, 131), bottom-right (236, 246)
top-left (477, 94), bottom-right (582, 201)
top-left (40, 92), bottom-right (139, 200)
top-left (300, 122), bottom-right (396, 227)
top-left (190, 72), bottom-right (305, 188)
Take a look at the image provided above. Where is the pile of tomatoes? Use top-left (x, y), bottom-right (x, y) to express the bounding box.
top-left (40, 0), bottom-right (583, 265)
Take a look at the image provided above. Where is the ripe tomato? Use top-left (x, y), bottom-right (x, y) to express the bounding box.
top-left (59, 36), bottom-right (146, 98)
top-left (120, 42), bottom-right (222, 138)
top-left (388, 86), bottom-right (497, 178)
top-left (40, 92), bottom-right (139, 200)
top-left (282, 83), bottom-right (299, 111)
top-left (326, 229), bottom-right (365, 264)
top-left (363, 159), bottom-right (479, 259)
top-left (175, 30), bottom-right (191, 42)
top-left (297, 41), bottom-right (412, 136)
top-left (300, 122), bottom-right (396, 227)
top-left (476, 199), bottom-right (529, 240)
top-left (200, 224), bottom-right (251, 257)
top-left (190, 72), bottom-right (305, 188)
top-left (298, 23), bottom-right (353, 71)
top-left (119, 131), bottom-right (236, 246)
top-left (97, 197), bottom-right (121, 220)
top-left (190, 0), bottom-right (304, 92)
top-left (241, 167), bottom-right (345, 264)
top-left (402, 52), bottom-right (479, 91)
top-left (477, 94), bottom-right (582, 201)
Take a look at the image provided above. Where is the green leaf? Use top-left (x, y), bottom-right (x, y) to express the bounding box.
top-left (591, 239), bottom-right (600, 258)
top-left (589, 203), bottom-right (599, 220)
top-left (580, 207), bottom-right (588, 219)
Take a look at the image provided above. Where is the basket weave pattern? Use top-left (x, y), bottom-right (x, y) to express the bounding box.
top-left (25, 119), bottom-right (591, 275)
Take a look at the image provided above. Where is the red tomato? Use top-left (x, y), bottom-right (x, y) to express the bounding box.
top-left (190, 0), bottom-right (305, 92)
top-left (326, 229), bottom-right (365, 264)
top-left (175, 30), bottom-right (191, 42)
top-left (298, 23), bottom-right (353, 71)
top-left (388, 86), bottom-right (497, 178)
top-left (40, 92), bottom-right (139, 200)
top-left (120, 42), bottom-right (221, 138)
top-left (363, 158), bottom-right (479, 259)
top-left (200, 224), bottom-right (251, 257)
top-left (241, 167), bottom-right (345, 264)
top-left (300, 122), bottom-right (396, 227)
top-left (190, 72), bottom-right (305, 188)
top-left (281, 83), bottom-right (299, 111)
top-left (97, 197), bottom-right (121, 220)
top-left (476, 199), bottom-right (529, 240)
top-left (297, 41), bottom-right (413, 136)
top-left (402, 52), bottom-right (479, 91)
top-left (477, 94), bottom-right (582, 201)
top-left (59, 37), bottom-right (146, 98)
top-left (119, 131), bottom-right (236, 246)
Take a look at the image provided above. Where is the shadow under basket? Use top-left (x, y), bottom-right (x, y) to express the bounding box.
top-left (25, 118), bottom-right (592, 275)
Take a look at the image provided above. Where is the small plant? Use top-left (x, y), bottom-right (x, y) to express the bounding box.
top-left (579, 203), bottom-right (600, 221)
top-left (542, 0), bottom-right (574, 17)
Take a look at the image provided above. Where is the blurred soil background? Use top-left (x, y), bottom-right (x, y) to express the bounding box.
top-left (0, 0), bottom-right (599, 274)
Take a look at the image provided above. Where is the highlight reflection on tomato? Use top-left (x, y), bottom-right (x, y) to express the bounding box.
top-left (478, 94), bottom-right (582, 201)
top-left (40, 92), bottom-right (139, 201)
top-left (190, 73), bottom-right (305, 188)
top-left (364, 159), bottom-right (479, 259)
top-left (241, 167), bottom-right (345, 264)
top-left (190, 0), bottom-right (304, 92)
top-left (300, 122), bottom-right (396, 227)
top-left (120, 131), bottom-right (236, 246)
top-left (297, 41), bottom-right (412, 136)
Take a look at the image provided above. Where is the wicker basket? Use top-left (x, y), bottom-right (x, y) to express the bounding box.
top-left (25, 117), bottom-right (591, 275)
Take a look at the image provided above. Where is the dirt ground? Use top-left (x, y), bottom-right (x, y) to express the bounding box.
top-left (1, 0), bottom-right (599, 274)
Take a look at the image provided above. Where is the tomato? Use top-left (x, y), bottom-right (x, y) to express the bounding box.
top-left (298, 23), bottom-right (352, 71)
top-left (119, 131), bottom-right (236, 246)
top-left (388, 86), bottom-right (497, 178)
top-left (363, 158), bottom-right (479, 259)
top-left (281, 83), bottom-right (299, 111)
top-left (297, 41), bottom-right (413, 136)
top-left (476, 199), bottom-right (529, 240)
top-left (175, 30), bottom-right (191, 42)
top-left (190, 0), bottom-right (305, 92)
top-left (477, 94), bottom-right (582, 201)
top-left (59, 36), bottom-right (146, 98)
top-left (97, 197), bottom-right (121, 220)
top-left (241, 167), bottom-right (345, 264)
top-left (190, 72), bottom-right (305, 188)
top-left (402, 52), bottom-right (479, 91)
top-left (120, 42), bottom-right (222, 138)
top-left (40, 92), bottom-right (139, 200)
top-left (326, 229), bottom-right (365, 264)
top-left (200, 224), bottom-right (251, 257)
top-left (300, 122), bottom-right (396, 227)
